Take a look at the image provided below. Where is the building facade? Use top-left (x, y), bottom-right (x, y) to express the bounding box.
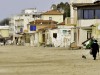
top-left (70, 0), bottom-right (100, 46)
top-left (41, 10), bottom-right (63, 23)
top-left (9, 8), bottom-right (42, 45)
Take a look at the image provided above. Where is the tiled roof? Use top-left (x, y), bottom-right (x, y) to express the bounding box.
top-left (38, 25), bottom-right (57, 31)
top-left (58, 21), bottom-right (76, 26)
top-left (30, 20), bottom-right (58, 25)
top-left (42, 10), bottom-right (63, 15)
top-left (58, 21), bottom-right (65, 25)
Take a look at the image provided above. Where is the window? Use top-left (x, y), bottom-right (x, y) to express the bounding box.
top-left (36, 15), bottom-right (40, 18)
top-left (63, 30), bottom-right (67, 34)
top-left (53, 33), bottom-right (57, 38)
top-left (49, 17), bottom-right (52, 20)
top-left (87, 31), bottom-right (92, 39)
top-left (83, 10), bottom-right (89, 19)
top-left (33, 15), bottom-right (35, 18)
top-left (25, 14), bottom-right (29, 16)
top-left (95, 10), bottom-right (100, 19)
top-left (78, 9), bottom-right (83, 19)
top-left (63, 30), bottom-right (71, 35)
top-left (83, 10), bottom-right (94, 19)
top-left (89, 10), bottom-right (94, 19)
top-left (78, 9), bottom-right (100, 19)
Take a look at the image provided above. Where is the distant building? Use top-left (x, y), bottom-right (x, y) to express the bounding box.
top-left (9, 8), bottom-right (43, 45)
top-left (0, 26), bottom-right (9, 45)
top-left (41, 10), bottom-right (63, 23)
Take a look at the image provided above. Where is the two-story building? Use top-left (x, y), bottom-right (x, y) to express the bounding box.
top-left (70, 0), bottom-right (100, 46)
top-left (41, 10), bottom-right (63, 23)
top-left (27, 20), bottom-right (57, 46)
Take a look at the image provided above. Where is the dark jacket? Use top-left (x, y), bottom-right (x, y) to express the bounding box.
top-left (91, 42), bottom-right (99, 53)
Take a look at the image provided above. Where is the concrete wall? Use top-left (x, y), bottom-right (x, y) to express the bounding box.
top-left (0, 26), bottom-right (9, 37)
top-left (38, 31), bottom-right (43, 44)
top-left (47, 27), bottom-right (74, 47)
top-left (34, 32), bottom-right (39, 46)
top-left (42, 15), bottom-right (63, 23)
top-left (10, 14), bottom-right (41, 33)
top-left (78, 19), bottom-right (100, 27)
top-left (0, 29), bottom-right (9, 37)
top-left (70, 0), bottom-right (94, 3)
top-left (77, 29), bottom-right (87, 46)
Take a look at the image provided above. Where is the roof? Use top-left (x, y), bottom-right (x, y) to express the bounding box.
top-left (30, 20), bottom-right (58, 25)
top-left (57, 21), bottom-right (76, 26)
top-left (58, 21), bottom-right (65, 25)
top-left (72, 2), bottom-right (100, 7)
top-left (42, 10), bottom-right (63, 15)
top-left (38, 25), bottom-right (57, 31)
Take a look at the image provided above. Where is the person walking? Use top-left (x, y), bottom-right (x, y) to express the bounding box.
top-left (91, 40), bottom-right (99, 60)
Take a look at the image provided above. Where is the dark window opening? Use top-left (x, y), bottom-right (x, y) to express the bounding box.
top-left (42, 34), bottom-right (45, 42)
top-left (33, 15), bottom-right (35, 18)
top-left (53, 33), bottom-right (57, 38)
top-left (87, 31), bottom-right (92, 39)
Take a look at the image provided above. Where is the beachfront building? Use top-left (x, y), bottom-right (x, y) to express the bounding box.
top-left (9, 8), bottom-right (42, 45)
top-left (45, 25), bottom-right (74, 47)
top-left (24, 9), bottom-right (64, 46)
top-left (28, 20), bottom-right (57, 46)
top-left (70, 0), bottom-right (100, 46)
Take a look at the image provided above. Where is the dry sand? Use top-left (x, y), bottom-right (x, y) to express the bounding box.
top-left (0, 46), bottom-right (99, 75)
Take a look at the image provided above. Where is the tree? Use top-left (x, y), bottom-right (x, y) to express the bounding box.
top-left (51, 2), bottom-right (70, 20)
top-left (0, 18), bottom-right (10, 25)
top-left (51, 4), bottom-right (57, 10)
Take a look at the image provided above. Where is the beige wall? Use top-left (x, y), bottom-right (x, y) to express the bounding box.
top-left (11, 15), bottom-right (40, 33)
top-left (42, 15), bottom-right (63, 23)
top-left (70, 4), bottom-right (77, 24)
top-left (78, 19), bottom-right (100, 27)
top-left (92, 24), bottom-right (100, 39)
top-left (0, 29), bottom-right (9, 37)
top-left (39, 32), bottom-right (43, 44)
top-left (70, 0), bottom-right (94, 3)
top-left (78, 29), bottom-right (87, 46)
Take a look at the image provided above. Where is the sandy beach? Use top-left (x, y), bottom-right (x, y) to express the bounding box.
top-left (0, 46), bottom-right (99, 75)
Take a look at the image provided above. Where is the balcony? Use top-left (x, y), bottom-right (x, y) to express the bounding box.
top-left (65, 17), bottom-right (77, 25)
top-left (78, 19), bottom-right (100, 27)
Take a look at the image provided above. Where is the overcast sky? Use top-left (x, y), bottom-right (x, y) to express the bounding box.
top-left (0, 0), bottom-right (69, 20)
